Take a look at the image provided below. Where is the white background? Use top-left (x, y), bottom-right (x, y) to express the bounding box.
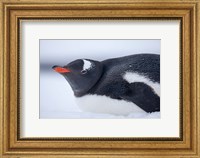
top-left (40, 40), bottom-right (160, 119)
top-left (21, 20), bottom-right (180, 137)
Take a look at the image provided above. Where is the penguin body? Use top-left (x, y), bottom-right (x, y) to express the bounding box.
top-left (53, 54), bottom-right (160, 115)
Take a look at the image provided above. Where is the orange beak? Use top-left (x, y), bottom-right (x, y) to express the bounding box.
top-left (52, 66), bottom-right (71, 73)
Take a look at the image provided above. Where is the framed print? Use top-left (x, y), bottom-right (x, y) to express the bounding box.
top-left (40, 39), bottom-right (161, 119)
top-left (0, 0), bottom-right (199, 157)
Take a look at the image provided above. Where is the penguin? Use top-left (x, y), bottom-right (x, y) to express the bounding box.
top-left (52, 54), bottom-right (160, 115)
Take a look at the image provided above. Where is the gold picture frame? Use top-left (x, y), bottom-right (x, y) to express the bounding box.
top-left (0, 0), bottom-right (199, 157)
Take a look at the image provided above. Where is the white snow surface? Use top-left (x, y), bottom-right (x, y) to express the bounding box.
top-left (40, 72), bottom-right (160, 119)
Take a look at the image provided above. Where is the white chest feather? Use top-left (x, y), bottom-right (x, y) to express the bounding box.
top-left (75, 95), bottom-right (146, 115)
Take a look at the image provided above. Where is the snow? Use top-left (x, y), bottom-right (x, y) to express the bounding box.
top-left (41, 111), bottom-right (160, 119)
top-left (40, 71), bottom-right (160, 119)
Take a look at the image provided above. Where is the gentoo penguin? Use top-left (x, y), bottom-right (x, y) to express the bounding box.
top-left (52, 54), bottom-right (160, 115)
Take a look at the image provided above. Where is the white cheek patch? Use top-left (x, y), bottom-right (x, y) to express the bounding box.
top-left (82, 59), bottom-right (92, 71)
top-left (123, 72), bottom-right (160, 96)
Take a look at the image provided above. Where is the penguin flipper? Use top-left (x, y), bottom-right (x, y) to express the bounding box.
top-left (121, 82), bottom-right (160, 113)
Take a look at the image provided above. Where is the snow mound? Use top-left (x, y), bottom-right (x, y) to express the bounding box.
top-left (40, 111), bottom-right (160, 119)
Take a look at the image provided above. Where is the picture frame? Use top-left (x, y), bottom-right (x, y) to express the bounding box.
top-left (0, 0), bottom-right (199, 157)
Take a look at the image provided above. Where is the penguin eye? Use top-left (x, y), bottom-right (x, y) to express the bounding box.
top-left (81, 70), bottom-right (87, 74)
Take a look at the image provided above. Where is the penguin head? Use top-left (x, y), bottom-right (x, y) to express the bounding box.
top-left (52, 59), bottom-right (103, 97)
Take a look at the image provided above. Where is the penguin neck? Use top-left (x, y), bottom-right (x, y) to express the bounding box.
top-left (73, 64), bottom-right (103, 97)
